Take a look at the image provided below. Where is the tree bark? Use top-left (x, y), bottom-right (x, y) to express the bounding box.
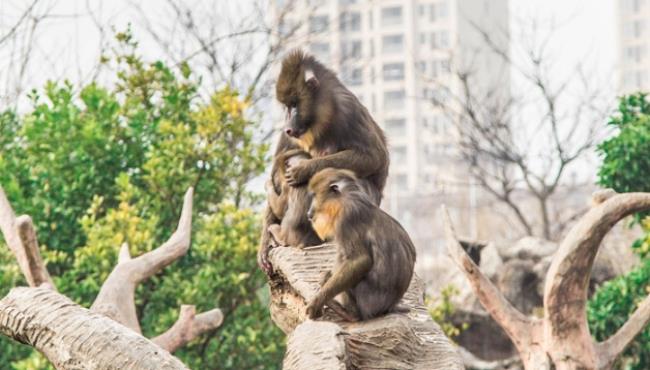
top-left (443, 191), bottom-right (650, 370)
top-left (267, 244), bottom-right (464, 370)
top-left (0, 287), bottom-right (188, 370)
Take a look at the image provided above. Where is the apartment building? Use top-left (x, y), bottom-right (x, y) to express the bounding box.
top-left (619, 0), bottom-right (650, 93)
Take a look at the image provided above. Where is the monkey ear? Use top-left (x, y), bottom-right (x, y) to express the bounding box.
top-left (329, 180), bottom-right (347, 193)
top-left (304, 69), bottom-right (320, 90)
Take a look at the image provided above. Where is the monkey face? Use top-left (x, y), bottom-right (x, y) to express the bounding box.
top-left (276, 50), bottom-right (321, 146)
top-left (307, 169), bottom-right (357, 240)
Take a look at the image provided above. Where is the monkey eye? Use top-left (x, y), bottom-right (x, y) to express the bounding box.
top-left (329, 184), bottom-right (339, 193)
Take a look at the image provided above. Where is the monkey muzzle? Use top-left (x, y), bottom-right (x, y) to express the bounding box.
top-left (284, 107), bottom-right (303, 138)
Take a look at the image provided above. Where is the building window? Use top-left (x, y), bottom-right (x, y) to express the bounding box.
top-left (382, 34), bottom-right (404, 54)
top-left (381, 6), bottom-right (403, 26)
top-left (309, 15), bottom-right (329, 33)
top-left (625, 45), bottom-right (647, 63)
top-left (310, 42), bottom-right (330, 61)
top-left (385, 118), bottom-right (406, 136)
top-left (341, 40), bottom-right (362, 59)
top-left (384, 89), bottom-right (406, 110)
top-left (339, 0), bottom-right (357, 5)
top-left (623, 0), bottom-right (646, 12)
top-left (431, 31), bottom-right (449, 48)
top-left (393, 174), bottom-right (408, 189)
top-left (339, 11), bottom-right (361, 32)
top-left (431, 59), bottom-right (450, 77)
top-left (383, 63), bottom-right (405, 81)
top-left (342, 67), bottom-right (363, 86)
top-left (624, 20), bottom-right (647, 38)
top-left (391, 145), bottom-right (407, 163)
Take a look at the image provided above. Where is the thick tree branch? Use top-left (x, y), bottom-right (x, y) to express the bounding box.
top-left (0, 187), bottom-right (54, 288)
top-left (0, 287), bottom-right (188, 370)
top-left (152, 305), bottom-right (224, 354)
top-left (597, 290), bottom-right (650, 368)
top-left (543, 192), bottom-right (650, 344)
top-left (442, 206), bottom-right (539, 349)
top-left (91, 187), bottom-right (194, 333)
top-left (267, 244), bottom-right (463, 369)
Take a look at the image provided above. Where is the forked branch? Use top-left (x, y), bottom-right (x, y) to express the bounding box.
top-left (152, 305), bottom-right (224, 353)
top-left (442, 206), bottom-right (539, 351)
top-left (91, 187), bottom-right (194, 333)
top-left (0, 187), bottom-right (53, 288)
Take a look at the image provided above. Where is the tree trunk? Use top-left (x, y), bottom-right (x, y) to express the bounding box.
top-left (0, 287), bottom-right (188, 370)
top-left (267, 244), bottom-right (464, 369)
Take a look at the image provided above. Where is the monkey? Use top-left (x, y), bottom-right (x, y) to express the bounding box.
top-left (266, 148), bottom-right (322, 249)
top-left (257, 133), bottom-right (297, 274)
top-left (304, 168), bottom-right (416, 321)
top-left (275, 49), bottom-right (389, 205)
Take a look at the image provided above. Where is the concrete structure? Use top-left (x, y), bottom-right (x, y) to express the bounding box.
top-left (273, 0), bottom-right (510, 270)
top-left (618, 0), bottom-right (650, 93)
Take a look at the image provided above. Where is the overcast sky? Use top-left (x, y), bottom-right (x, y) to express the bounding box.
top-left (0, 0), bottom-right (619, 106)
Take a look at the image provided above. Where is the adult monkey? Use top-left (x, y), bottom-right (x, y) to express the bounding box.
top-left (276, 49), bottom-right (389, 203)
top-left (258, 50), bottom-right (389, 274)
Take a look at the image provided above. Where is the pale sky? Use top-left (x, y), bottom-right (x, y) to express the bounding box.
top-left (0, 0), bottom-right (619, 109)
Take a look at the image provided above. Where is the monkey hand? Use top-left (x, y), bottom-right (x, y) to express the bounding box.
top-left (306, 296), bottom-right (325, 319)
top-left (285, 160), bottom-right (312, 187)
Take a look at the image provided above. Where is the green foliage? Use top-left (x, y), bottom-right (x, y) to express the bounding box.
top-left (0, 31), bottom-right (281, 369)
top-left (589, 92), bottom-right (650, 369)
top-left (426, 285), bottom-right (467, 340)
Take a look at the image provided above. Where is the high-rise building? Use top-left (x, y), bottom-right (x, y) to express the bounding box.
top-left (619, 0), bottom-right (650, 93)
top-left (272, 0), bottom-right (510, 275)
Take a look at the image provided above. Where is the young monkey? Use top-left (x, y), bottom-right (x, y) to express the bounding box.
top-left (266, 149), bottom-right (322, 248)
top-left (305, 168), bottom-right (416, 321)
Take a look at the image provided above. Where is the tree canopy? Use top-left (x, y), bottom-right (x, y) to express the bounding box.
top-left (0, 31), bottom-right (282, 369)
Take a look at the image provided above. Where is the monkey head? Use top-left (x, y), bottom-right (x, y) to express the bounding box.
top-left (307, 168), bottom-right (362, 241)
top-left (276, 50), bottom-right (327, 149)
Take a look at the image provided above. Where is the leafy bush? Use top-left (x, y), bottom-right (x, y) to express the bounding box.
top-left (588, 92), bottom-right (650, 369)
top-left (0, 30), bottom-right (281, 369)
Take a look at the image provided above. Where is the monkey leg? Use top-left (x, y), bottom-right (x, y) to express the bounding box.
top-left (306, 253), bottom-right (372, 320)
top-left (268, 224), bottom-right (287, 246)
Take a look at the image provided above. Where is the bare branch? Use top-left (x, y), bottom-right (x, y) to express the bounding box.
top-left (441, 205), bottom-right (539, 348)
top-left (0, 186), bottom-right (54, 289)
top-left (544, 192), bottom-right (650, 347)
top-left (152, 305), bottom-right (224, 353)
top-left (597, 294), bottom-right (650, 368)
top-left (91, 187), bottom-right (194, 333)
top-left (0, 287), bottom-right (188, 370)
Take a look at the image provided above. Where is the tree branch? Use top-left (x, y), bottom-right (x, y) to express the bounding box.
top-left (597, 294), bottom-right (650, 368)
top-left (0, 287), bottom-right (188, 370)
top-left (152, 305), bottom-right (224, 353)
top-left (0, 186), bottom-right (54, 289)
top-left (543, 192), bottom-right (650, 343)
top-left (91, 187), bottom-right (194, 333)
top-left (442, 205), bottom-right (538, 348)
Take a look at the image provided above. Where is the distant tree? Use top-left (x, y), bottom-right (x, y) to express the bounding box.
top-left (433, 19), bottom-right (610, 240)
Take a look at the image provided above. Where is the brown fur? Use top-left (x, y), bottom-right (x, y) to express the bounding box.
top-left (276, 49), bottom-right (389, 205)
top-left (266, 149), bottom-right (321, 248)
top-left (305, 169), bottom-right (416, 321)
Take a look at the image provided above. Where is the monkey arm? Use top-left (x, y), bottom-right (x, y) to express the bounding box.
top-left (312, 251), bottom-right (372, 306)
top-left (287, 149), bottom-right (382, 187)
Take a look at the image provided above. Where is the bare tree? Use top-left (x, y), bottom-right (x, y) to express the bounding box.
top-left (433, 19), bottom-right (610, 240)
top-left (0, 186), bottom-right (223, 368)
top-left (443, 189), bottom-right (650, 369)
